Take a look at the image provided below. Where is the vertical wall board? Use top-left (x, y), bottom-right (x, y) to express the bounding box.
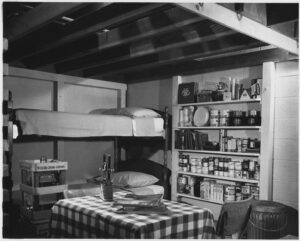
top-left (274, 118), bottom-right (298, 140)
top-left (273, 160), bottom-right (298, 182)
top-left (274, 98), bottom-right (298, 119)
top-left (275, 60), bottom-right (299, 77)
top-left (273, 139), bottom-right (299, 160)
top-left (273, 179), bottom-right (298, 204)
top-left (275, 75), bottom-right (298, 98)
top-left (273, 60), bottom-right (299, 210)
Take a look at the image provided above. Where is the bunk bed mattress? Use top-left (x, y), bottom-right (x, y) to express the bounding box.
top-left (15, 109), bottom-right (164, 137)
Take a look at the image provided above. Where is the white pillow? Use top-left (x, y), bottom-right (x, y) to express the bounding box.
top-left (102, 107), bottom-right (161, 118)
top-left (112, 171), bottom-right (158, 187)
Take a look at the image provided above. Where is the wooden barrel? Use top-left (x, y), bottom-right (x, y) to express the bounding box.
top-left (247, 201), bottom-right (287, 239)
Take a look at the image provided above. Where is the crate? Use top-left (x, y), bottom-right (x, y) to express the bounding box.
top-left (20, 216), bottom-right (50, 238)
top-left (20, 159), bottom-right (67, 188)
top-left (21, 190), bottom-right (63, 210)
top-left (20, 207), bottom-right (52, 221)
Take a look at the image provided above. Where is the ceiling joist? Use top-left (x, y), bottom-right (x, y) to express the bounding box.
top-left (176, 3), bottom-right (298, 55)
top-left (6, 3), bottom-right (85, 42)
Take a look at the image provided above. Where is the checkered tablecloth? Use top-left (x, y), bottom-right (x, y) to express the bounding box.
top-left (50, 192), bottom-right (215, 239)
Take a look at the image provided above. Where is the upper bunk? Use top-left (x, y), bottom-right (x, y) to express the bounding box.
top-left (14, 107), bottom-right (165, 138)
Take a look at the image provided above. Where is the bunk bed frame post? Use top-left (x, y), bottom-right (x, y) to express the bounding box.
top-left (163, 107), bottom-right (169, 197)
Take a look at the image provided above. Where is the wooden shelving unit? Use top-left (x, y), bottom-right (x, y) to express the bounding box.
top-left (171, 68), bottom-right (274, 218)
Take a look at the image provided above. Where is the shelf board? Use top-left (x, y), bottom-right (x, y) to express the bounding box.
top-left (177, 99), bottom-right (261, 107)
top-left (177, 149), bottom-right (260, 157)
top-left (177, 193), bottom-right (223, 205)
top-left (178, 171), bottom-right (259, 184)
top-left (176, 126), bottom-right (261, 130)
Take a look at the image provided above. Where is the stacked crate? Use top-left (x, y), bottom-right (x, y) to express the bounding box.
top-left (19, 159), bottom-right (68, 237)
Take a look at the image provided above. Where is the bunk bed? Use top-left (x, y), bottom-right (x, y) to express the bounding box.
top-left (12, 105), bottom-right (171, 198)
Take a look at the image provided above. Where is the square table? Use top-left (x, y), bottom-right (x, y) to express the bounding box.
top-left (50, 191), bottom-right (216, 239)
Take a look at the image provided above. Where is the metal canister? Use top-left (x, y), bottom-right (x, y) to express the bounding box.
top-left (191, 165), bottom-right (197, 173)
top-left (228, 169), bottom-right (235, 178)
top-left (202, 158), bottom-right (208, 167)
top-left (225, 186), bottom-right (236, 195)
top-left (220, 109), bottom-right (230, 126)
top-left (235, 170), bottom-right (242, 179)
top-left (208, 158), bottom-right (214, 175)
top-left (235, 161), bottom-right (242, 171)
top-left (241, 184), bottom-right (251, 195)
top-left (210, 109), bottom-right (219, 126)
top-left (242, 170), bottom-right (249, 179)
top-left (177, 176), bottom-right (187, 193)
top-left (236, 138), bottom-right (242, 152)
top-left (190, 158), bottom-right (197, 166)
top-left (242, 138), bottom-right (248, 152)
top-left (223, 136), bottom-right (228, 152)
top-left (196, 166), bottom-right (202, 174)
top-left (224, 194), bottom-right (235, 202)
top-left (249, 139), bottom-right (256, 149)
top-left (202, 166), bottom-right (209, 174)
top-left (228, 161), bottom-right (235, 170)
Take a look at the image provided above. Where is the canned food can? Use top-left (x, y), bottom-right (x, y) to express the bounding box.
top-left (219, 171), bottom-right (224, 176)
top-left (235, 161), bottom-right (242, 170)
top-left (235, 193), bottom-right (242, 201)
top-left (225, 186), bottom-right (236, 195)
top-left (220, 116), bottom-right (229, 126)
top-left (202, 166), bottom-right (209, 174)
top-left (223, 171), bottom-right (228, 177)
top-left (210, 110), bottom-right (219, 126)
top-left (228, 170), bottom-right (235, 178)
top-left (235, 170), bottom-right (242, 179)
top-left (182, 157), bottom-right (188, 164)
top-left (197, 158), bottom-right (202, 166)
top-left (191, 165), bottom-right (197, 173)
top-left (224, 194), bottom-right (235, 202)
top-left (196, 167), bottom-right (202, 174)
top-left (249, 160), bottom-right (255, 171)
top-left (190, 158), bottom-right (197, 166)
top-left (178, 176), bottom-right (188, 185)
top-left (214, 170), bottom-right (219, 176)
top-left (242, 170), bottom-right (249, 179)
top-left (228, 161), bottom-right (235, 170)
top-left (241, 185), bottom-right (251, 194)
top-left (202, 160), bottom-right (208, 167)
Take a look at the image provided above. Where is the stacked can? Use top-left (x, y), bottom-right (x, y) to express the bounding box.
top-left (210, 110), bottom-right (219, 126)
top-left (241, 184), bottom-right (259, 200)
top-left (178, 154), bottom-right (190, 172)
top-left (224, 185), bottom-right (236, 202)
top-left (219, 110), bottom-right (230, 126)
top-left (189, 157), bottom-right (198, 173)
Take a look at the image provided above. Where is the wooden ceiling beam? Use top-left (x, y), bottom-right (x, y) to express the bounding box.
top-left (176, 3), bottom-right (298, 55)
top-left (5, 3), bottom-right (85, 42)
top-left (97, 7), bottom-right (204, 50)
top-left (7, 3), bottom-right (170, 62)
top-left (56, 28), bottom-right (235, 73)
top-left (26, 6), bottom-right (204, 70)
top-left (124, 47), bottom-right (294, 83)
top-left (84, 35), bottom-right (263, 78)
